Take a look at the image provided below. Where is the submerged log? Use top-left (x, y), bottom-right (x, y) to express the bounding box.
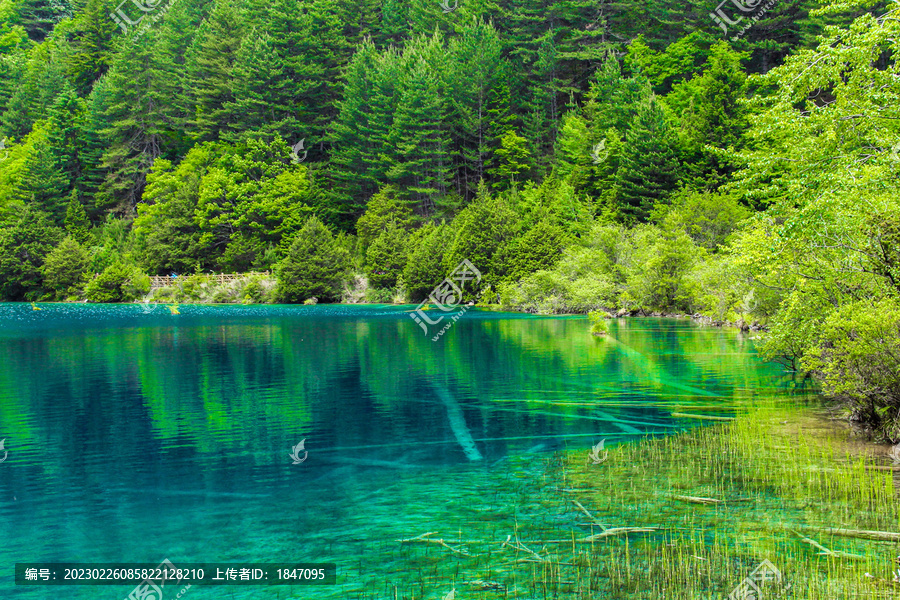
top-left (670, 412), bottom-right (735, 422)
top-left (668, 493), bottom-right (724, 505)
top-left (799, 526), bottom-right (900, 543)
top-left (435, 383), bottom-right (484, 461)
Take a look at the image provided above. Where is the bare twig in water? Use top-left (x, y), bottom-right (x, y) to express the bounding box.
top-left (668, 494), bottom-right (724, 505)
top-left (797, 526), bottom-right (900, 543)
top-left (396, 532), bottom-right (473, 556)
top-left (500, 534), bottom-right (548, 562)
top-left (571, 499), bottom-right (609, 531)
top-left (577, 527), bottom-right (658, 541)
top-left (791, 530), bottom-right (866, 559)
top-left (670, 412), bottom-right (735, 422)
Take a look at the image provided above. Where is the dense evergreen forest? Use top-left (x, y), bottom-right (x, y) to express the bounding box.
top-left (0, 0), bottom-right (899, 436)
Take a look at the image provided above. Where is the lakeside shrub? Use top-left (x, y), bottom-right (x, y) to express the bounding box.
top-left (803, 299), bottom-right (900, 441)
top-left (84, 262), bottom-right (150, 302)
top-left (588, 310), bottom-right (610, 335)
top-left (621, 224), bottom-right (700, 312)
top-left (41, 237), bottom-right (90, 300)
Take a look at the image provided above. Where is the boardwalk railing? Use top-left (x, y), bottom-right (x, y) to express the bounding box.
top-left (149, 271), bottom-right (271, 290)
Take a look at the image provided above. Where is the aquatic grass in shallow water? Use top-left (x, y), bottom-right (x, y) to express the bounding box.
top-left (341, 402), bottom-right (899, 599)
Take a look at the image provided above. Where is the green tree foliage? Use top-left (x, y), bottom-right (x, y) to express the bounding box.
top-left (41, 235), bottom-right (88, 298)
top-left (94, 36), bottom-right (171, 209)
top-left (496, 217), bottom-right (568, 282)
top-left (443, 186), bottom-right (517, 288)
top-left (131, 138), bottom-right (314, 273)
top-left (183, 0), bottom-right (244, 142)
top-left (65, 0), bottom-right (117, 95)
top-left (84, 261), bottom-right (150, 302)
top-left (365, 222), bottom-right (408, 289)
top-left (2, 41), bottom-right (68, 137)
top-left (402, 222), bottom-right (449, 301)
top-left (355, 185), bottom-right (414, 254)
top-left (15, 0), bottom-right (70, 42)
top-left (622, 224), bottom-right (700, 311)
top-left (804, 299), bottom-right (900, 440)
top-left (14, 127), bottom-right (70, 222)
top-left (657, 190), bottom-right (750, 251)
top-left (487, 130), bottom-right (532, 190)
top-left (615, 97), bottom-right (682, 222)
top-left (553, 110), bottom-right (591, 187)
top-left (584, 54), bottom-right (651, 135)
top-left (276, 216), bottom-right (350, 303)
top-left (0, 207), bottom-right (65, 300)
top-left (63, 189), bottom-right (91, 244)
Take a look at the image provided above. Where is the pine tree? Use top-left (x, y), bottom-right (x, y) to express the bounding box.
top-left (16, 0), bottom-right (70, 42)
top-left (402, 222), bottom-right (449, 301)
top-left (42, 236), bottom-right (89, 298)
top-left (584, 53), bottom-right (651, 134)
top-left (183, 0), bottom-right (245, 141)
top-left (366, 223), bottom-right (408, 288)
top-left (487, 130), bottom-right (533, 190)
top-left (95, 33), bottom-right (172, 210)
top-left (15, 136), bottom-right (71, 223)
top-left (276, 216), bottom-right (350, 303)
top-left (387, 56), bottom-right (451, 211)
top-left (45, 86), bottom-right (84, 191)
top-left (1, 43), bottom-right (68, 137)
top-left (222, 32), bottom-right (288, 142)
top-left (0, 207), bottom-right (65, 300)
top-left (553, 109), bottom-right (591, 185)
top-left (446, 19), bottom-right (505, 198)
top-left (64, 190), bottom-right (92, 245)
top-left (355, 185), bottom-right (414, 253)
top-left (443, 184), bottom-right (517, 289)
top-left (242, 0), bottom-right (349, 143)
top-left (495, 217), bottom-right (567, 282)
top-left (66, 0), bottom-right (117, 95)
top-left (77, 81), bottom-right (110, 215)
top-left (615, 97), bottom-right (682, 222)
top-left (327, 40), bottom-right (397, 211)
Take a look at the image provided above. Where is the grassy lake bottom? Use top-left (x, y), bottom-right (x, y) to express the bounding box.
top-left (0, 304), bottom-right (896, 599)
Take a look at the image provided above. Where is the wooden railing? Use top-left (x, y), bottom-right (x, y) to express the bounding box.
top-left (148, 271), bottom-right (271, 290)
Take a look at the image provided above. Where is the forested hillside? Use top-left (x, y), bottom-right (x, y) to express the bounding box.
top-left (1, 0), bottom-right (899, 435)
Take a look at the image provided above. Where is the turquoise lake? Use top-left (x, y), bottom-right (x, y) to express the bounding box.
top-left (0, 304), bottom-right (810, 599)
